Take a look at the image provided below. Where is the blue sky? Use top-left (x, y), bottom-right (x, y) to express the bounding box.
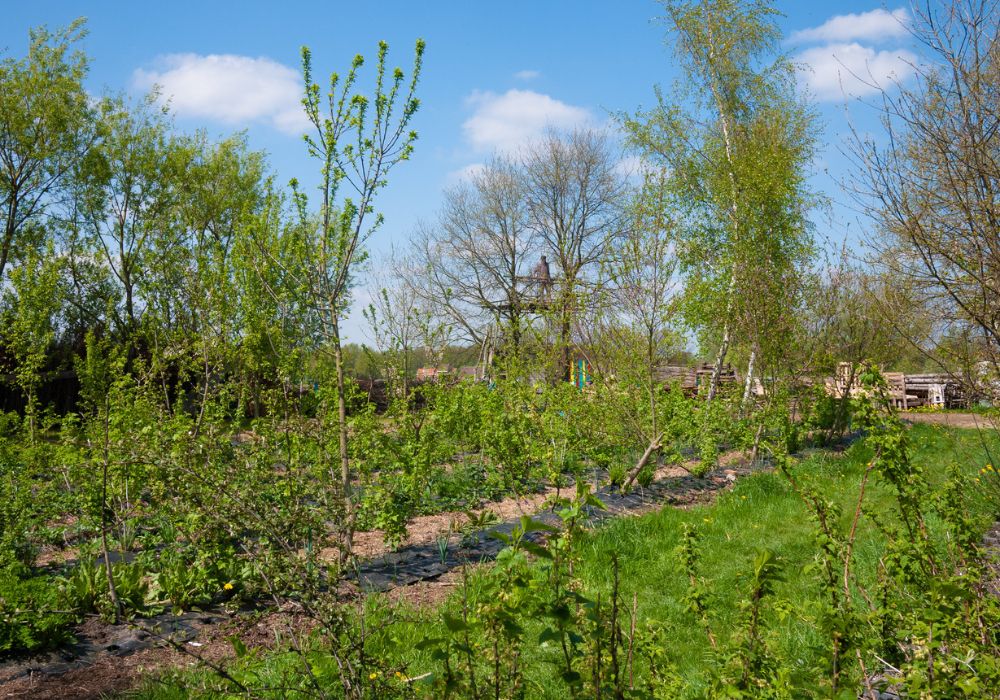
top-left (2, 2), bottom-right (920, 340)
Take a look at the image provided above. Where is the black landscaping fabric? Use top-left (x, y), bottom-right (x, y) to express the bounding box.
top-left (354, 463), bottom-right (762, 591)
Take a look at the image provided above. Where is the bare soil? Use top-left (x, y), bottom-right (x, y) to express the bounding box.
top-left (0, 607), bottom-right (318, 700)
top-left (902, 411), bottom-right (997, 430)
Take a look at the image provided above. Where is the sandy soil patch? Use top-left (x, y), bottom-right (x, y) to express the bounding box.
top-left (902, 411), bottom-right (997, 430)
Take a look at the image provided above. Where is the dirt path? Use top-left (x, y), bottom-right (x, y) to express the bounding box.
top-left (902, 411), bottom-right (997, 430)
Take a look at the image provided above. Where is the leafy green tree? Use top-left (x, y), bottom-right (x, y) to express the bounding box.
top-left (278, 39), bottom-right (425, 557)
top-left (3, 244), bottom-right (63, 442)
top-left (72, 95), bottom-right (184, 344)
top-left (147, 132), bottom-right (269, 422)
top-left (0, 19), bottom-right (93, 283)
top-left (231, 187), bottom-right (309, 417)
top-left (624, 0), bottom-right (816, 402)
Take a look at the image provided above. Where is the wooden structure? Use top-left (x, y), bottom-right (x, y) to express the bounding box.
top-left (416, 366), bottom-right (451, 381)
top-left (494, 259), bottom-right (559, 314)
top-left (827, 362), bottom-right (966, 409)
top-left (477, 257), bottom-right (561, 381)
top-left (653, 363), bottom-right (738, 395)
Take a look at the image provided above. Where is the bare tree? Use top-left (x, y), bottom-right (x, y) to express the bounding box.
top-left (406, 157), bottom-right (537, 353)
top-left (364, 279), bottom-right (420, 397)
top-left (522, 129), bottom-right (628, 380)
top-left (852, 0), bottom-right (1000, 400)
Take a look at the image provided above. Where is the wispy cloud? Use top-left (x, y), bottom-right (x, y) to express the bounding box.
top-left (796, 42), bottom-right (917, 101)
top-left (462, 89), bottom-right (592, 153)
top-left (446, 162), bottom-right (487, 186)
top-left (789, 8), bottom-right (909, 44)
top-left (513, 69), bottom-right (541, 81)
top-left (133, 53), bottom-right (310, 135)
top-left (613, 155), bottom-right (655, 179)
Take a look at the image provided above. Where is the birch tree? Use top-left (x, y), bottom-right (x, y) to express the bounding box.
top-left (624, 0), bottom-right (816, 402)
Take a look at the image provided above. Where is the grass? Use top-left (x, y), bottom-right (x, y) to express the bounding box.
top-left (134, 422), bottom-right (1000, 698)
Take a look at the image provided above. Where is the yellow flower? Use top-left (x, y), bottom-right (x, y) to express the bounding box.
top-left (223, 582), bottom-right (234, 591)
top-left (369, 672), bottom-right (379, 680)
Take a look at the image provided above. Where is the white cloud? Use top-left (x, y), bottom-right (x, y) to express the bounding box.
top-left (796, 42), bottom-right (918, 101)
top-left (462, 89), bottom-right (592, 153)
top-left (133, 53), bottom-right (310, 135)
top-left (446, 162), bottom-right (486, 186)
top-left (789, 8), bottom-right (909, 44)
top-left (613, 155), bottom-right (655, 179)
top-left (513, 69), bottom-right (541, 81)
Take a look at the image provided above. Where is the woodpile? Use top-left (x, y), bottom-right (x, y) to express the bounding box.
top-left (653, 363), bottom-right (737, 395)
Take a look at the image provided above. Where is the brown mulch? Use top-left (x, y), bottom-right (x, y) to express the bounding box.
top-left (346, 488), bottom-right (557, 560)
top-left (0, 607), bottom-right (319, 700)
top-left (384, 568), bottom-right (468, 609)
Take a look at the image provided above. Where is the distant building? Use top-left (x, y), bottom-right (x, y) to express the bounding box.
top-left (416, 366), bottom-right (452, 381)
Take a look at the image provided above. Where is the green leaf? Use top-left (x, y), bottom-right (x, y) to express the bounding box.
top-left (519, 516), bottom-right (557, 534)
top-left (443, 613), bottom-right (468, 633)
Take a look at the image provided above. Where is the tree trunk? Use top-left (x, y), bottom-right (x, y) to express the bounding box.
top-left (707, 318), bottom-right (732, 402)
top-left (100, 410), bottom-right (123, 624)
top-left (561, 312), bottom-right (572, 383)
top-left (742, 349), bottom-right (756, 407)
top-left (0, 192), bottom-right (18, 282)
top-left (703, 19), bottom-right (742, 406)
top-left (624, 434), bottom-right (663, 490)
top-left (332, 318), bottom-right (354, 564)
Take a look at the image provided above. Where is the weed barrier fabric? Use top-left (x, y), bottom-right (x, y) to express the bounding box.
top-left (0, 611), bottom-right (225, 683)
top-left (353, 462), bottom-right (769, 592)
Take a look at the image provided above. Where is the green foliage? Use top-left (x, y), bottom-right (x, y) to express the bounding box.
top-left (0, 571), bottom-right (74, 653)
top-left (0, 446), bottom-right (38, 574)
top-left (58, 555), bottom-right (150, 620)
top-left (155, 546), bottom-right (247, 614)
top-left (0, 18), bottom-right (92, 284)
top-left (58, 554), bottom-right (97, 607)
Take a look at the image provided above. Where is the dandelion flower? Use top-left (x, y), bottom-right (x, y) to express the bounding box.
top-left (223, 582), bottom-right (234, 591)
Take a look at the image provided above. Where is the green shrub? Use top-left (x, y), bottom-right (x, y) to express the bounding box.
top-left (0, 571), bottom-right (73, 653)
